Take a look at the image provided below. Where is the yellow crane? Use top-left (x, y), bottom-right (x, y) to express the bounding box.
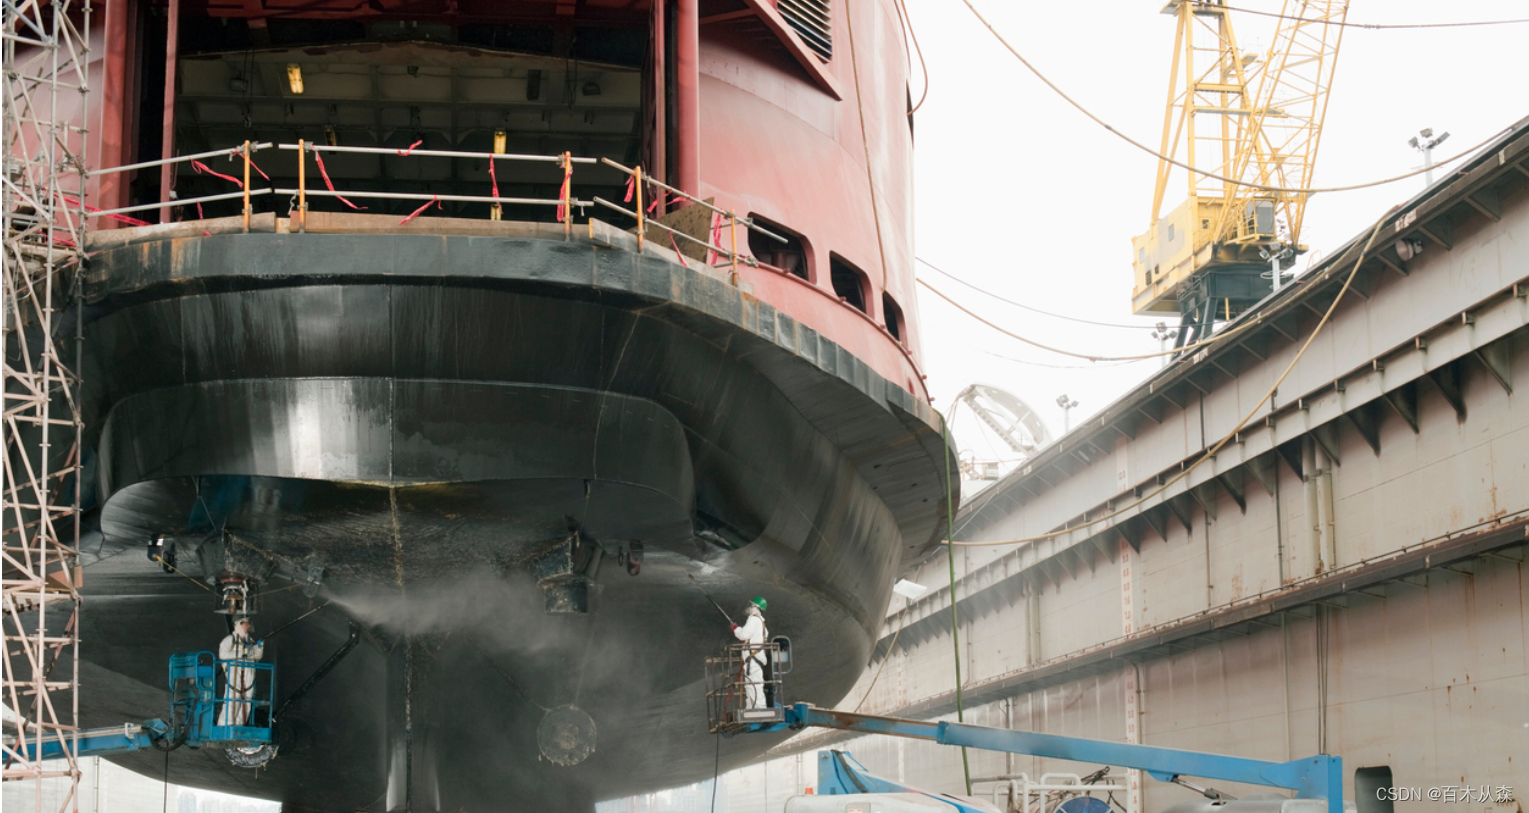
top-left (1131, 0), bottom-right (1348, 346)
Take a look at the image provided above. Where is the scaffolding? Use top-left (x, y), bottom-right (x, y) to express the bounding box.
top-left (2, 1), bottom-right (90, 811)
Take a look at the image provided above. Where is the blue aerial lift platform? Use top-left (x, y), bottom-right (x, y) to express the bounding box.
top-left (7, 651), bottom-right (275, 763)
top-left (708, 642), bottom-right (1345, 813)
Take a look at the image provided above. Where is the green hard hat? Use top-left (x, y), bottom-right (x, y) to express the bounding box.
top-left (752, 596), bottom-right (767, 611)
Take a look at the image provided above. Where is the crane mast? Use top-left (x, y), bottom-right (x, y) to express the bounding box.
top-left (1132, 0), bottom-right (1348, 347)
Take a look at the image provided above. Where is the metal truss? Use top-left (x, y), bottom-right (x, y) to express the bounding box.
top-left (2, 1), bottom-right (90, 809)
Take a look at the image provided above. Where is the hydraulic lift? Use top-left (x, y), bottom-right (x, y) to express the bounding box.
top-left (8, 651), bottom-right (277, 766)
top-left (709, 643), bottom-right (1347, 813)
top-left (8, 618), bottom-right (361, 770)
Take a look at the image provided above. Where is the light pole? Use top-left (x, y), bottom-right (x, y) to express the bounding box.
top-left (1150, 322), bottom-right (1178, 368)
top-left (1258, 241), bottom-right (1296, 294)
top-left (1408, 128), bottom-right (1450, 186)
top-left (1056, 393), bottom-right (1079, 434)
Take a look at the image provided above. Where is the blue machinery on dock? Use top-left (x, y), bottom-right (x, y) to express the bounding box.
top-left (8, 652), bottom-right (275, 763)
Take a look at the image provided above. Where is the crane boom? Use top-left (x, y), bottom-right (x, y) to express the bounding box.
top-left (1132, 0), bottom-right (1348, 348)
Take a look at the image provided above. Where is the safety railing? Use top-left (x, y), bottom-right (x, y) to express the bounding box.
top-left (594, 157), bottom-right (787, 284)
top-left (704, 639), bottom-right (792, 734)
top-left (83, 141), bottom-right (797, 286)
top-left (167, 651), bottom-right (275, 744)
top-left (271, 141), bottom-right (599, 235)
top-left (85, 141), bottom-right (276, 228)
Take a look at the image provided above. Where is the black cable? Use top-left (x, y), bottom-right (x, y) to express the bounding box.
top-left (161, 748), bottom-right (170, 813)
top-left (976, 345), bottom-right (1148, 371)
top-left (957, 0), bottom-right (1505, 196)
top-left (710, 733), bottom-right (722, 813)
top-left (918, 258), bottom-right (1164, 330)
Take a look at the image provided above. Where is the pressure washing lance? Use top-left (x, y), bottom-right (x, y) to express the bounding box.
top-left (257, 601), bottom-right (331, 644)
top-left (687, 573), bottom-right (736, 627)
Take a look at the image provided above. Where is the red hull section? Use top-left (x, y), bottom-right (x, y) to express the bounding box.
top-left (78, 0), bottom-right (923, 398)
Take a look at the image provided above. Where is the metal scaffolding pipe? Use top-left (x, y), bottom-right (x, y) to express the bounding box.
top-left (99, 0), bottom-right (130, 213)
top-left (159, 0), bottom-right (179, 223)
top-left (283, 143), bottom-right (597, 164)
top-left (674, 0), bottom-right (700, 200)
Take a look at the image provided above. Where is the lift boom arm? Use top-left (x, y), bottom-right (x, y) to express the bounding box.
top-left (12, 721), bottom-right (174, 762)
top-left (770, 704), bottom-right (1343, 813)
top-left (5, 652), bottom-right (276, 765)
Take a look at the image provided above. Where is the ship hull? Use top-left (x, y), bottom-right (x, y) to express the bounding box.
top-left (74, 220), bottom-right (952, 810)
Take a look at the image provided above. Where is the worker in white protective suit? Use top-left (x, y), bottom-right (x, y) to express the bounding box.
top-left (730, 597), bottom-right (769, 709)
top-left (217, 617), bottom-right (265, 727)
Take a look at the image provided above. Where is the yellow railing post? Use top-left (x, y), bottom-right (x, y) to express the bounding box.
top-left (728, 210), bottom-right (739, 284)
top-left (562, 151), bottom-right (573, 237)
top-left (296, 139), bottom-right (307, 233)
top-left (634, 165), bottom-right (645, 251)
top-left (242, 140), bottom-right (252, 232)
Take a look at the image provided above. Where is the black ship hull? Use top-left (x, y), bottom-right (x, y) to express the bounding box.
top-left (73, 218), bottom-right (952, 810)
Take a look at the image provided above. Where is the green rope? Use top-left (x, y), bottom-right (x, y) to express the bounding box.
top-left (942, 418), bottom-right (972, 795)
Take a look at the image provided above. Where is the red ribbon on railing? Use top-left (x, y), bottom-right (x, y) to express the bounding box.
top-left (397, 139), bottom-right (423, 156)
top-left (623, 174), bottom-right (635, 203)
top-left (194, 200), bottom-right (212, 234)
top-left (60, 196), bottom-right (151, 227)
top-left (556, 156), bottom-right (573, 223)
top-left (399, 196), bottom-right (441, 225)
top-left (311, 149), bottom-right (367, 210)
top-left (489, 157), bottom-right (499, 202)
top-left (192, 160), bottom-right (243, 188)
top-left (668, 231), bottom-right (689, 268)
top-left (647, 191), bottom-right (668, 214)
top-left (248, 156), bottom-right (270, 182)
top-left (707, 212), bottom-right (725, 264)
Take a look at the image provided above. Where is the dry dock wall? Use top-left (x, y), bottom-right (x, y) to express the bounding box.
top-left (604, 119), bottom-right (1529, 813)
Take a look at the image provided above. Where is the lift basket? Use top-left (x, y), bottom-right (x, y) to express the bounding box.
top-left (705, 638), bottom-right (789, 734)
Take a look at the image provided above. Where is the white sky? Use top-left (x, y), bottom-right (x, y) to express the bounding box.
top-left (902, 0), bottom-right (1529, 464)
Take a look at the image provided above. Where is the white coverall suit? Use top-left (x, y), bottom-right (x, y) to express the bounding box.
top-left (217, 621), bottom-right (265, 727)
top-left (732, 605), bottom-right (769, 709)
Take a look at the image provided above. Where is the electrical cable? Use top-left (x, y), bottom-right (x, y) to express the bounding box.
top-left (948, 208), bottom-right (1391, 547)
top-left (940, 323), bottom-right (1148, 369)
top-left (1219, 3), bottom-right (1529, 30)
top-left (844, 0), bottom-right (893, 301)
top-left (956, 0), bottom-right (1507, 196)
top-left (710, 730), bottom-right (722, 813)
top-left (978, 346), bottom-right (1147, 370)
top-left (918, 257), bottom-right (1165, 330)
top-left (941, 419), bottom-right (974, 796)
top-left (852, 624), bottom-right (904, 713)
top-left (889, 0), bottom-right (929, 116)
top-left (153, 554), bottom-right (213, 592)
top-left (472, 642), bottom-right (551, 712)
top-left (918, 276), bottom-right (1265, 361)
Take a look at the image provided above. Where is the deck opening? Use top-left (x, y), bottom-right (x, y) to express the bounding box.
top-left (749, 215), bottom-right (811, 281)
top-left (830, 254), bottom-right (868, 314)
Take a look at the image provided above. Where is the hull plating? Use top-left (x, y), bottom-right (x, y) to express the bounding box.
top-left (75, 223), bottom-right (953, 810)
